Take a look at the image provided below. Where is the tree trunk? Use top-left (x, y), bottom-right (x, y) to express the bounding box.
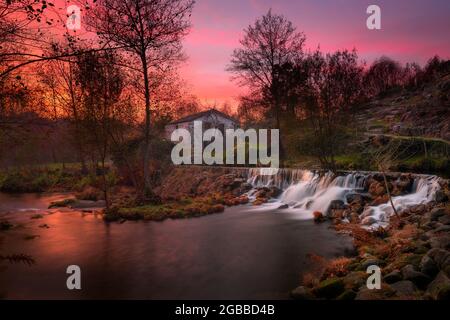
top-left (382, 170), bottom-right (399, 218)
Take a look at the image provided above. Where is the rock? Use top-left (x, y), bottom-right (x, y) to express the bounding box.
top-left (361, 259), bottom-right (384, 270)
top-left (427, 248), bottom-right (450, 269)
top-left (268, 186), bottom-right (282, 198)
top-left (313, 211), bottom-right (325, 223)
top-left (430, 208), bottom-right (446, 221)
top-left (252, 198), bottom-right (267, 206)
top-left (336, 290), bottom-right (357, 300)
top-left (435, 225), bottom-right (450, 233)
top-left (369, 181), bottom-right (385, 197)
top-left (384, 270), bottom-right (403, 284)
top-left (438, 215), bottom-right (450, 225)
top-left (410, 204), bottom-right (426, 214)
top-left (342, 271), bottom-right (367, 290)
top-left (48, 198), bottom-right (77, 208)
top-left (355, 285), bottom-right (395, 300)
top-left (361, 216), bottom-right (377, 226)
top-left (401, 264), bottom-right (431, 289)
top-left (435, 190), bottom-right (449, 203)
top-left (329, 200), bottom-right (346, 210)
top-left (313, 278), bottom-right (345, 299)
top-left (277, 204), bottom-right (289, 210)
top-left (391, 280), bottom-right (418, 296)
top-left (420, 255), bottom-right (439, 277)
top-left (346, 193), bottom-right (364, 205)
top-left (327, 200), bottom-right (346, 217)
top-left (70, 200), bottom-right (106, 209)
top-left (426, 271), bottom-right (450, 300)
top-left (429, 235), bottom-right (450, 249)
top-left (290, 286), bottom-right (315, 300)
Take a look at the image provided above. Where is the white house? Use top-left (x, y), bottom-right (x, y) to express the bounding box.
top-left (165, 108), bottom-right (238, 140)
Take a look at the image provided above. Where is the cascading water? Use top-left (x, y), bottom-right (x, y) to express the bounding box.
top-left (360, 175), bottom-right (441, 227)
top-left (246, 168), bottom-right (442, 228)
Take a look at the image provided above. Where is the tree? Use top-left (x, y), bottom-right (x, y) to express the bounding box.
top-left (301, 49), bottom-right (364, 169)
top-left (75, 50), bottom-right (125, 208)
top-left (87, 0), bottom-right (195, 196)
top-left (228, 9), bottom-right (306, 129)
top-left (364, 57), bottom-right (403, 96)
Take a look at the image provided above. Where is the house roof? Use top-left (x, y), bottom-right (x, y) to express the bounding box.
top-left (169, 108), bottom-right (237, 125)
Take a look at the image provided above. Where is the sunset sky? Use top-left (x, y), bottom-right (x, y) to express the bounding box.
top-left (180, 0), bottom-right (450, 106)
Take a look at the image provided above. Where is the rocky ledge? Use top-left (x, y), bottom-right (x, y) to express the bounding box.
top-left (292, 201), bottom-right (450, 300)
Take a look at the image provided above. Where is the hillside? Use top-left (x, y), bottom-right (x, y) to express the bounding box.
top-left (355, 72), bottom-right (450, 141)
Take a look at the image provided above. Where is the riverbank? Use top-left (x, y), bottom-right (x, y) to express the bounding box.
top-left (291, 199), bottom-right (450, 300)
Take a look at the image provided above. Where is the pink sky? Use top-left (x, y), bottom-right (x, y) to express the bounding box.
top-left (180, 0), bottom-right (450, 106)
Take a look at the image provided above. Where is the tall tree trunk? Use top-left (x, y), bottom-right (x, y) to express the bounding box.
top-left (381, 170), bottom-right (399, 218)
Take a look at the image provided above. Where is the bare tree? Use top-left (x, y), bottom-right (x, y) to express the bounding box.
top-left (87, 0), bottom-right (194, 196)
top-left (228, 10), bottom-right (305, 128)
top-left (75, 50), bottom-right (125, 208)
top-left (301, 49), bottom-right (364, 170)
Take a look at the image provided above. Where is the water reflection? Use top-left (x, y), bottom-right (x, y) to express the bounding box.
top-left (0, 193), bottom-right (353, 299)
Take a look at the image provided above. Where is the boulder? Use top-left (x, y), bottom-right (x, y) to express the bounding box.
top-left (361, 216), bottom-right (377, 226)
top-left (391, 280), bottom-right (418, 297)
top-left (369, 181), bottom-right (385, 197)
top-left (342, 271), bottom-right (367, 290)
top-left (268, 186), bottom-right (282, 198)
top-left (355, 284), bottom-right (395, 300)
top-left (430, 208), bottom-right (446, 221)
top-left (277, 204), bottom-right (289, 210)
top-left (426, 271), bottom-right (450, 300)
top-left (434, 225), bottom-right (450, 233)
top-left (401, 264), bottom-right (431, 289)
top-left (327, 200), bottom-right (346, 217)
top-left (346, 193), bottom-right (364, 205)
top-left (420, 255), bottom-right (439, 277)
top-left (313, 211), bottom-right (325, 223)
top-left (438, 215), bottom-right (450, 225)
top-left (384, 270), bottom-right (403, 284)
top-left (427, 248), bottom-right (450, 269)
top-left (313, 278), bottom-right (345, 299)
top-left (429, 235), bottom-right (450, 250)
top-left (410, 204), bottom-right (427, 214)
top-left (434, 190), bottom-right (449, 203)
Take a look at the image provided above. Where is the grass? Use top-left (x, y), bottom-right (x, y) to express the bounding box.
top-left (104, 195), bottom-right (229, 222)
top-left (0, 162), bottom-right (117, 193)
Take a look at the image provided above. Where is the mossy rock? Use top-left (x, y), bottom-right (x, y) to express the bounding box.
top-left (336, 289), bottom-right (357, 300)
top-left (48, 198), bottom-right (76, 208)
top-left (404, 254), bottom-right (424, 268)
top-left (313, 277), bottom-right (345, 299)
top-left (343, 271), bottom-right (368, 290)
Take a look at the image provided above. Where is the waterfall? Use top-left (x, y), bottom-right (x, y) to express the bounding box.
top-left (246, 168), bottom-right (442, 228)
top-left (360, 175), bottom-right (441, 227)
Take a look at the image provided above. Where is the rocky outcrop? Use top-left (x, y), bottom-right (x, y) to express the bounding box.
top-left (292, 200), bottom-right (450, 300)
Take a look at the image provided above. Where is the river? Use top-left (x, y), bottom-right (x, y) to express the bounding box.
top-left (0, 192), bottom-right (353, 299)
